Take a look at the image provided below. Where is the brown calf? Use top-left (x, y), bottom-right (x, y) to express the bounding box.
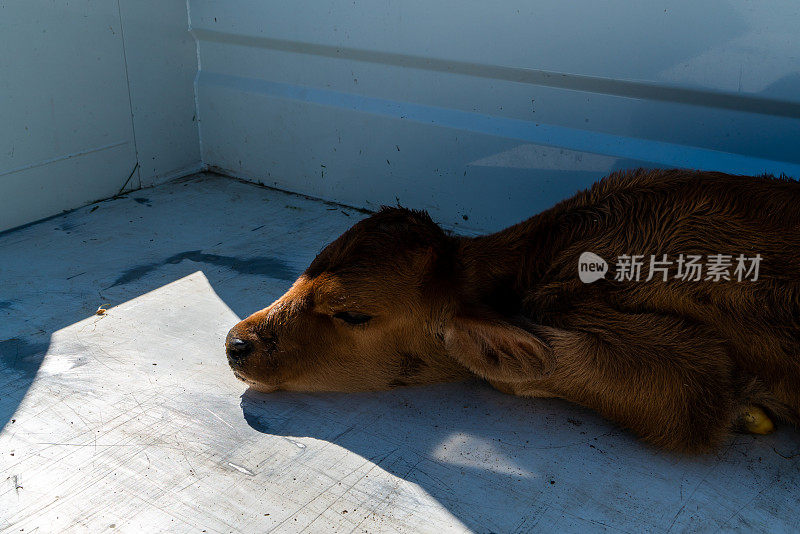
top-left (226, 168), bottom-right (800, 452)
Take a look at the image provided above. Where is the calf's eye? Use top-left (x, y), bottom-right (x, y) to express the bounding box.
top-left (334, 311), bottom-right (373, 325)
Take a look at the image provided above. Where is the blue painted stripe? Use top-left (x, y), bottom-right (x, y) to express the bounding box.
top-left (199, 71), bottom-right (800, 178)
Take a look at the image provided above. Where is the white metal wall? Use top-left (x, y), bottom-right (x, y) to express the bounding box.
top-left (3, 2), bottom-right (800, 233)
top-left (0, 1), bottom-right (200, 232)
top-left (190, 0), bottom-right (800, 231)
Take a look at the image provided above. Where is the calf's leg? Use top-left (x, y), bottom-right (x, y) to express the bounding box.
top-left (446, 309), bottom-right (747, 452)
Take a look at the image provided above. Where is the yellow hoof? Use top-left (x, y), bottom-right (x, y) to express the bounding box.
top-left (742, 406), bottom-right (775, 435)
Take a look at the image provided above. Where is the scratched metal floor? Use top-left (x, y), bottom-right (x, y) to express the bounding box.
top-left (1, 173), bottom-right (799, 533)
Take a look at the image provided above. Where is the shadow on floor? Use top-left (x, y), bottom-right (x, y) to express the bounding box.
top-left (239, 384), bottom-right (800, 532)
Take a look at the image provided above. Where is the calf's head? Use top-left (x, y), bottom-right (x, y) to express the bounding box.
top-left (225, 207), bottom-right (469, 392)
top-left (226, 207), bottom-right (552, 393)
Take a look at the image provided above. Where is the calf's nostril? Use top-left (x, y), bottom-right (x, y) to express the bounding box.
top-left (227, 337), bottom-right (252, 361)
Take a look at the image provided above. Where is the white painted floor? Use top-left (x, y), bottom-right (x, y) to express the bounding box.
top-left (1, 173), bottom-right (799, 533)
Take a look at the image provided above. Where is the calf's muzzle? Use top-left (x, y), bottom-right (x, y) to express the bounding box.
top-left (225, 317), bottom-right (280, 365)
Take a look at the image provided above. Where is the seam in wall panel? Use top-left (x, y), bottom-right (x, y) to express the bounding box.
top-left (115, 0), bottom-right (142, 190)
top-left (187, 0), bottom-right (206, 166)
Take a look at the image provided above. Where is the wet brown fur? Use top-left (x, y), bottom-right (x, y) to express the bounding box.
top-left (227, 168), bottom-right (800, 453)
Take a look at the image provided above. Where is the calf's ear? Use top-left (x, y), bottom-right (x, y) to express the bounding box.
top-left (443, 315), bottom-right (555, 383)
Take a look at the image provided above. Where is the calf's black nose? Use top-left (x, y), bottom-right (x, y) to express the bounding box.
top-left (226, 331), bottom-right (252, 363)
